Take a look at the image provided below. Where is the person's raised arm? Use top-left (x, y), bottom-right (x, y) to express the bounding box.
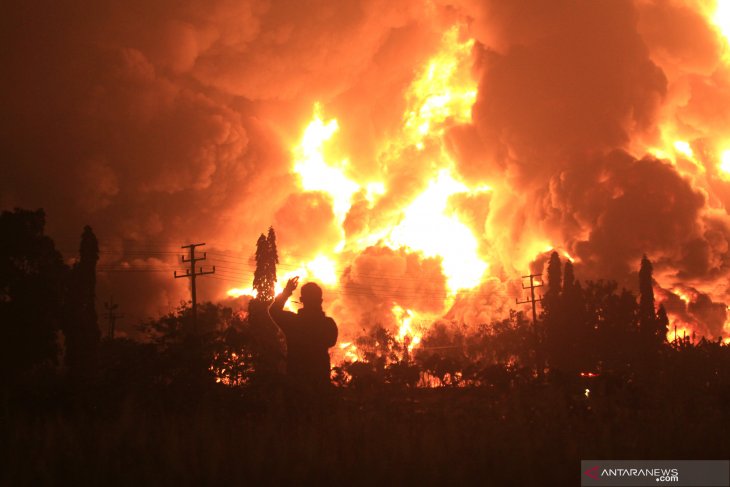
top-left (269, 276), bottom-right (299, 319)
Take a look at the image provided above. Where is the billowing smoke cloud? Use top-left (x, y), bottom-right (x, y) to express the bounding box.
top-left (274, 192), bottom-right (341, 259)
top-left (337, 246), bottom-right (448, 331)
top-left (0, 0), bottom-right (443, 324)
top-left (656, 285), bottom-right (727, 339)
top-left (444, 0), bottom-right (730, 338)
top-left (2, 0), bottom-right (730, 340)
top-left (460, 0), bottom-right (669, 261)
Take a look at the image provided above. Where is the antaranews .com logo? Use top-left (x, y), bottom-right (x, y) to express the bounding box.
top-left (580, 460), bottom-right (729, 486)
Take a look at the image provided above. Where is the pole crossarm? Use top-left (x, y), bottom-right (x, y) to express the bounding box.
top-left (515, 273), bottom-right (543, 323)
top-left (104, 296), bottom-right (124, 339)
top-left (516, 272), bottom-right (545, 376)
top-left (174, 243), bottom-right (215, 333)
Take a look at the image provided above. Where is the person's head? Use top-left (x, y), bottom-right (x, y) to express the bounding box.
top-left (300, 282), bottom-right (323, 309)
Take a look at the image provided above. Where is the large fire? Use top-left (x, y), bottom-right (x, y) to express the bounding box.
top-left (636, 1), bottom-right (730, 341)
top-left (293, 103), bottom-right (360, 225)
top-left (10, 0), bottom-right (730, 392)
top-left (228, 25), bottom-right (489, 346)
top-left (227, 10), bottom-right (730, 346)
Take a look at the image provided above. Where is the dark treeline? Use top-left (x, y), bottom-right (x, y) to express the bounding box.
top-left (2, 207), bottom-right (729, 485)
top-left (1, 209), bottom-right (101, 386)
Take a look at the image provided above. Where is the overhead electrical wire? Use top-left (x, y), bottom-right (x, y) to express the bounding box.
top-left (62, 241), bottom-right (525, 301)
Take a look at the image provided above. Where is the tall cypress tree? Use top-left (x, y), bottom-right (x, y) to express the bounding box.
top-left (249, 227), bottom-right (284, 377)
top-left (546, 251), bottom-right (562, 299)
top-left (561, 260), bottom-right (590, 371)
top-left (563, 260), bottom-right (575, 294)
top-left (78, 226), bottom-right (99, 320)
top-left (656, 304), bottom-right (669, 343)
top-left (267, 226), bottom-right (279, 271)
top-left (638, 254), bottom-right (657, 341)
top-left (543, 252), bottom-right (562, 331)
top-left (64, 225), bottom-right (100, 376)
top-left (543, 252), bottom-right (563, 372)
top-left (253, 234), bottom-right (270, 301)
top-left (253, 227), bottom-right (278, 303)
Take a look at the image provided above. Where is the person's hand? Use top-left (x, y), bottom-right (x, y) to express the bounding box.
top-left (284, 276), bottom-right (299, 293)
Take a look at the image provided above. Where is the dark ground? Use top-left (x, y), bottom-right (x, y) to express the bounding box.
top-left (3, 377), bottom-right (728, 487)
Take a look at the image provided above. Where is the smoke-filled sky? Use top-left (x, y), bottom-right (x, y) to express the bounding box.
top-left (3, 0), bottom-right (730, 341)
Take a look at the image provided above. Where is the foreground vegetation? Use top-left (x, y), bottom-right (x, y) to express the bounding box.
top-left (4, 361), bottom-right (729, 486)
top-left (3, 209), bottom-right (730, 484)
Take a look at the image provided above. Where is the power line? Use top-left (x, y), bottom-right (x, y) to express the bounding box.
top-left (96, 263), bottom-right (519, 299)
top-left (97, 268), bottom-right (175, 273)
top-left (104, 296), bottom-right (124, 339)
top-left (516, 273), bottom-right (543, 325)
top-left (64, 242), bottom-right (493, 284)
top-left (174, 243), bottom-right (215, 333)
top-left (67, 241), bottom-right (526, 303)
top-left (516, 272), bottom-right (544, 377)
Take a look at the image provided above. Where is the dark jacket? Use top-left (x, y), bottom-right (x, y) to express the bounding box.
top-left (269, 291), bottom-right (338, 385)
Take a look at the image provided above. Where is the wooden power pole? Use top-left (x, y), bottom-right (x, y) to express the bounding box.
top-left (104, 296), bottom-right (124, 339)
top-left (517, 273), bottom-right (544, 377)
top-left (174, 243), bottom-right (215, 333)
top-left (516, 273), bottom-right (543, 325)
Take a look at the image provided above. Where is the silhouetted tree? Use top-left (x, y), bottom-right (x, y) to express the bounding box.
top-left (657, 304), bottom-right (669, 342)
top-left (543, 255), bottom-right (597, 375)
top-left (63, 225), bottom-right (100, 377)
top-left (584, 280), bottom-right (638, 374)
top-left (140, 301), bottom-right (258, 385)
top-left (249, 227), bottom-right (285, 380)
top-left (639, 255), bottom-right (655, 330)
top-left (342, 326), bottom-right (401, 388)
top-left (563, 260), bottom-right (576, 293)
top-left (0, 208), bottom-right (66, 383)
top-left (561, 261), bottom-right (592, 373)
top-left (638, 254), bottom-right (665, 349)
top-left (267, 226), bottom-right (278, 275)
top-left (143, 301), bottom-right (216, 347)
top-left (543, 252), bottom-right (565, 371)
top-left (253, 227), bottom-right (278, 303)
top-left (546, 252), bottom-right (562, 298)
top-left (415, 322), bottom-right (470, 387)
top-left (563, 272), bottom-right (598, 372)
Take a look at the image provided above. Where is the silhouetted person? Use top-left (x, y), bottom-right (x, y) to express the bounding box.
top-left (269, 277), bottom-right (338, 389)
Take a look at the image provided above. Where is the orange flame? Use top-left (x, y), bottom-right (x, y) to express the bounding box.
top-left (393, 305), bottom-right (423, 353)
top-left (228, 24), bottom-right (490, 327)
top-left (226, 18), bottom-right (730, 345)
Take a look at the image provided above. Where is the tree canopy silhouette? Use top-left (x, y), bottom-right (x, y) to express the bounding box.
top-left (63, 225), bottom-right (101, 377)
top-left (543, 253), bottom-right (593, 374)
top-left (253, 227), bottom-right (278, 303)
top-left (248, 227), bottom-right (285, 379)
top-left (639, 254), bottom-right (667, 349)
top-left (0, 208), bottom-right (65, 381)
top-left (539, 252), bottom-right (676, 375)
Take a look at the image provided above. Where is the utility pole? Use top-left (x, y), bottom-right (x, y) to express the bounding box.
top-left (516, 273), bottom-right (543, 325)
top-left (104, 296), bottom-right (124, 339)
top-left (517, 273), bottom-right (544, 377)
top-left (174, 243), bottom-right (215, 333)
